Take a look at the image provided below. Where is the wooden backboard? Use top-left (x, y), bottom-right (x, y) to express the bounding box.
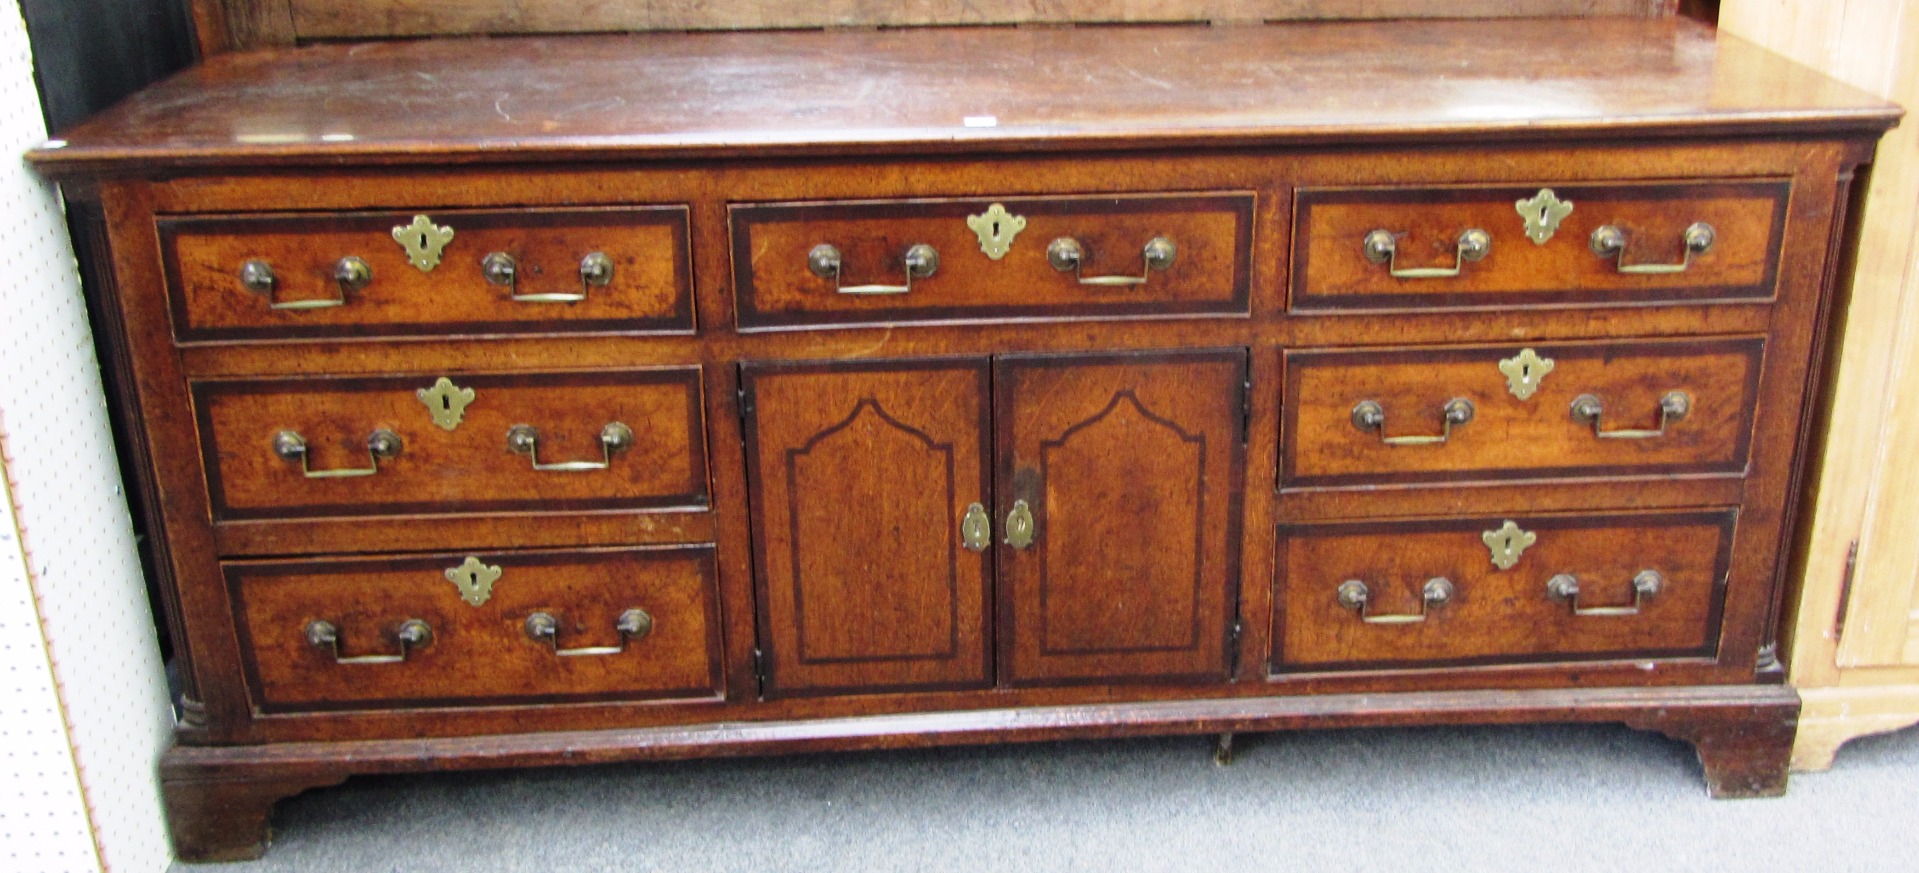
top-left (191, 0), bottom-right (1678, 55)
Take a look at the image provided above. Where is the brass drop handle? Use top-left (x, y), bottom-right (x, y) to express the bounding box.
top-left (273, 428), bottom-right (402, 478)
top-left (1351, 398), bottom-right (1475, 446)
top-left (961, 502), bottom-right (992, 552)
top-left (1569, 391), bottom-right (1690, 439)
top-left (1362, 228), bottom-right (1491, 279)
top-left (505, 422), bottom-right (634, 472)
top-left (1590, 222), bottom-right (1715, 274)
top-left (524, 609), bottom-right (654, 656)
top-left (808, 243), bottom-right (939, 295)
top-left (1337, 577), bottom-right (1454, 624)
top-left (1046, 236), bottom-right (1177, 286)
top-left (1547, 570), bottom-right (1663, 617)
top-left (305, 618), bottom-right (432, 664)
top-left (1004, 499), bottom-right (1036, 550)
top-left (482, 251), bottom-right (615, 303)
top-left (240, 256), bottom-right (370, 310)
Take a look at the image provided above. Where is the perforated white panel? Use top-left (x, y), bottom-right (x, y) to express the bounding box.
top-left (0, 471), bottom-right (98, 873)
top-left (0, 2), bottom-right (175, 870)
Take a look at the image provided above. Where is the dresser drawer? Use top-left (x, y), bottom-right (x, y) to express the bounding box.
top-left (1281, 338), bottom-right (1763, 488)
top-left (1274, 510), bottom-right (1734, 672)
top-left (1292, 180), bottom-right (1787, 310)
top-left (228, 545), bottom-right (722, 712)
top-left (160, 206), bottom-right (693, 341)
top-left (731, 193), bottom-right (1253, 329)
top-left (192, 368), bottom-right (709, 520)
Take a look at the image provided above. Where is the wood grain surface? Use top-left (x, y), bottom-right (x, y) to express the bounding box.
top-left (1275, 509), bottom-right (1735, 671)
top-left (161, 206), bottom-right (693, 341)
top-left (1282, 338), bottom-right (1764, 488)
top-left (192, 368), bottom-right (709, 520)
top-left (228, 545), bottom-right (722, 711)
top-left (1292, 180), bottom-right (1788, 310)
top-left (30, 19), bottom-right (1897, 174)
top-left (742, 359), bottom-right (995, 696)
top-left (731, 194), bottom-right (1252, 329)
top-left (996, 349), bottom-right (1245, 685)
top-left (281, 1), bottom-right (1672, 43)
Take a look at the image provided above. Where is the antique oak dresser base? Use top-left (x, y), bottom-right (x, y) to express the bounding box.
top-left (30, 19), bottom-right (1897, 861)
top-left (163, 685), bottom-right (1799, 862)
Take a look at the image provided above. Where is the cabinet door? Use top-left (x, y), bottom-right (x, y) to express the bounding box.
top-left (996, 349), bottom-right (1247, 684)
top-left (742, 360), bottom-right (994, 696)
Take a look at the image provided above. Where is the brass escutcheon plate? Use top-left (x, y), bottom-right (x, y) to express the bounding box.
top-left (966, 203), bottom-right (1027, 260)
top-left (417, 377), bottom-right (476, 431)
top-left (1497, 348), bottom-right (1555, 401)
top-left (1481, 520), bottom-right (1537, 571)
top-left (1515, 189), bottom-right (1573, 245)
top-left (445, 556), bottom-right (503, 607)
top-left (393, 214), bottom-right (456, 272)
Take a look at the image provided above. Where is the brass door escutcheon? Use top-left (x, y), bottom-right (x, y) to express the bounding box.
top-left (1336, 577), bottom-right (1454, 624)
top-left (1481, 520), bottom-right (1537, 571)
top-left (305, 618), bottom-right (432, 664)
top-left (1590, 222), bottom-right (1715, 274)
top-left (1362, 228), bottom-right (1490, 279)
top-left (417, 377), bottom-right (476, 431)
top-left (966, 203), bottom-right (1027, 260)
top-left (1569, 391), bottom-right (1690, 439)
top-left (1547, 570), bottom-right (1663, 616)
top-left (524, 609), bottom-right (654, 656)
top-left (1004, 499), bottom-right (1035, 549)
top-left (393, 214), bottom-right (455, 272)
top-left (1515, 189), bottom-right (1573, 245)
top-left (961, 502), bottom-right (992, 552)
top-left (1497, 348), bottom-right (1554, 401)
top-left (444, 556), bottom-right (502, 607)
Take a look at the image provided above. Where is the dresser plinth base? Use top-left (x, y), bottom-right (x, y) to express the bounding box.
top-left (1622, 690), bottom-right (1799, 797)
top-left (159, 683), bottom-right (1798, 859)
top-left (161, 769), bottom-right (349, 863)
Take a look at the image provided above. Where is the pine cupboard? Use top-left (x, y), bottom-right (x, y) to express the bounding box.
top-left (1721, 0), bottom-right (1919, 770)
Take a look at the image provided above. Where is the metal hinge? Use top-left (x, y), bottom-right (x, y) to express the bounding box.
top-left (1226, 616), bottom-right (1244, 678)
top-left (736, 381), bottom-right (754, 432)
top-left (751, 647), bottom-right (767, 685)
top-left (1833, 539), bottom-right (1860, 640)
top-left (1240, 374), bottom-right (1254, 446)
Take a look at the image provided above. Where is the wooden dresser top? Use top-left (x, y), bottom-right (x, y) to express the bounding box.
top-left (28, 17), bottom-right (1899, 176)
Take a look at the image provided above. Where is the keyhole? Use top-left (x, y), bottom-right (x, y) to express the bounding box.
top-left (990, 220), bottom-right (1001, 237)
top-left (1536, 206), bottom-right (1550, 225)
top-left (440, 395), bottom-right (453, 412)
top-left (1520, 364), bottom-right (1533, 382)
top-left (414, 232), bottom-right (429, 250)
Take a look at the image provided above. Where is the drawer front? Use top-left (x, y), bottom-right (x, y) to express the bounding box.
top-left (229, 546), bottom-right (722, 712)
top-left (1282, 338), bottom-right (1763, 488)
top-left (1292, 180), bottom-right (1787, 310)
top-left (193, 368), bottom-right (709, 520)
top-left (731, 193), bottom-right (1253, 329)
top-left (161, 207), bottom-right (693, 341)
top-left (1274, 510), bottom-right (1734, 672)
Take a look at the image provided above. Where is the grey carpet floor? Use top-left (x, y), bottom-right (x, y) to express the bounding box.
top-left (177, 721), bottom-right (1919, 872)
